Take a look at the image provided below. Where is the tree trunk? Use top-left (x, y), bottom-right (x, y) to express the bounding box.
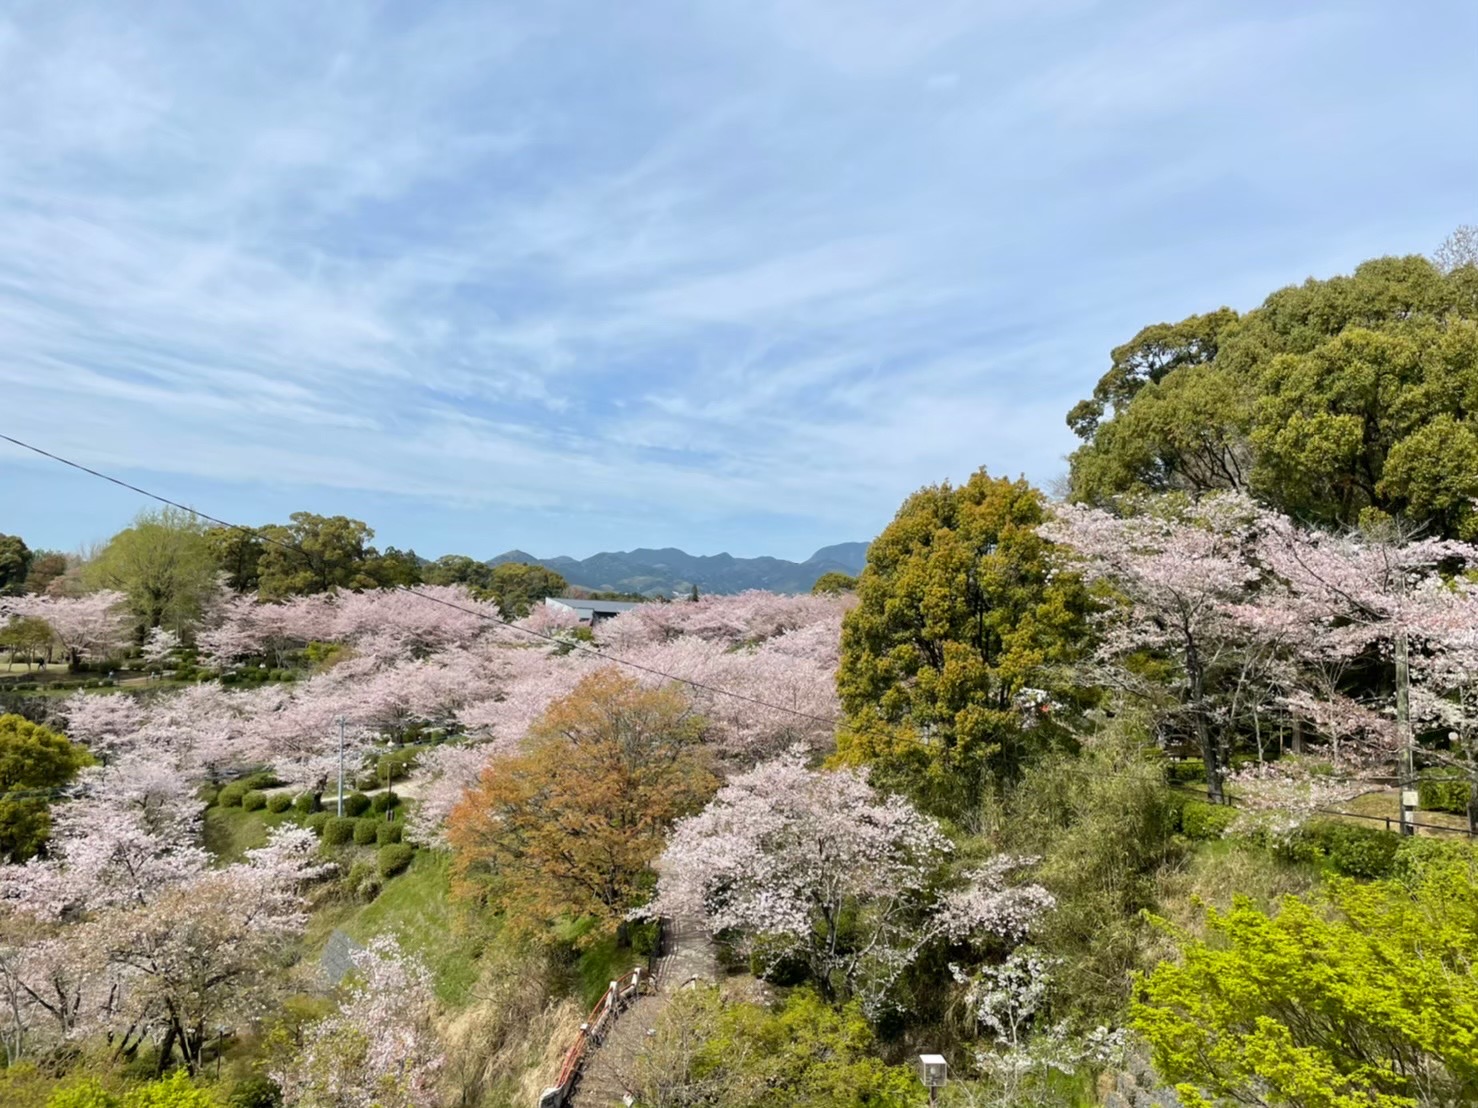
top-left (1291, 716), bottom-right (1304, 756)
top-left (1468, 772), bottom-right (1478, 839)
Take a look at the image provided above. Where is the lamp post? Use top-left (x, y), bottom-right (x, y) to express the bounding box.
top-left (918, 1054), bottom-right (948, 1104)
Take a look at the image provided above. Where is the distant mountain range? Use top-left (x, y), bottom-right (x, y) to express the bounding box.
top-left (486, 542), bottom-right (869, 597)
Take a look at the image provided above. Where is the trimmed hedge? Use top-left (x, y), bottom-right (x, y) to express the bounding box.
top-left (371, 791), bottom-right (400, 814)
top-left (1181, 800), bottom-right (1237, 840)
top-left (293, 792), bottom-right (317, 816)
top-left (1418, 776), bottom-right (1468, 815)
top-left (1308, 821), bottom-right (1400, 879)
top-left (353, 818), bottom-right (380, 845)
top-left (305, 811), bottom-right (331, 835)
top-left (266, 793), bottom-right (292, 814)
top-left (1165, 758), bottom-right (1206, 786)
top-left (378, 842), bottom-right (415, 878)
top-left (218, 781), bottom-right (249, 808)
top-left (342, 792), bottom-right (371, 819)
top-left (376, 822), bottom-right (404, 845)
top-left (323, 817), bottom-right (357, 846)
top-left (241, 790), bottom-right (268, 812)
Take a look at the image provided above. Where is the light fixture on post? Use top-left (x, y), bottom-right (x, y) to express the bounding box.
top-left (918, 1054), bottom-right (948, 1104)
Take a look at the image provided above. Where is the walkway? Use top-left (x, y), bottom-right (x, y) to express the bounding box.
top-left (569, 908), bottom-right (718, 1107)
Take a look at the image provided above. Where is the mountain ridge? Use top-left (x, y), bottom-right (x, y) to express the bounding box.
top-left (485, 542), bottom-right (869, 597)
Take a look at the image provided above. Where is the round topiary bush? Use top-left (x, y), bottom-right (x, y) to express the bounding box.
top-left (376, 822), bottom-right (404, 845)
top-left (241, 790), bottom-right (268, 812)
top-left (322, 817), bottom-right (357, 846)
top-left (371, 791), bottom-right (400, 814)
top-left (1180, 800), bottom-right (1237, 841)
top-left (342, 792), bottom-right (371, 818)
top-left (353, 818), bottom-right (379, 845)
top-left (218, 781), bottom-right (249, 808)
top-left (378, 842), bottom-right (415, 878)
top-left (292, 792), bottom-right (317, 816)
top-left (266, 792), bottom-right (292, 814)
top-left (305, 811), bottom-right (331, 835)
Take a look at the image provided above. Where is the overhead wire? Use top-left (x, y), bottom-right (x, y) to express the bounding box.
top-left (0, 432), bottom-right (840, 728)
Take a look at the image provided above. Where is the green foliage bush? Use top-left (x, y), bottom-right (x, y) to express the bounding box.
top-left (322, 817), bottom-right (357, 846)
top-left (1418, 775), bottom-right (1468, 815)
top-left (343, 859), bottom-right (383, 901)
top-left (46, 1079), bottom-right (117, 1108)
top-left (217, 781), bottom-right (248, 808)
top-left (1180, 799), bottom-right (1237, 840)
top-left (241, 790), bottom-right (267, 812)
top-left (376, 822), bottom-right (403, 845)
top-left (305, 811), bottom-right (330, 835)
top-left (1164, 758), bottom-right (1206, 786)
top-left (371, 790), bottom-right (400, 813)
top-left (225, 1073), bottom-right (280, 1108)
top-left (378, 841), bottom-right (415, 878)
top-left (1309, 821), bottom-right (1400, 879)
top-left (341, 792), bottom-right (371, 818)
top-left (243, 770), bottom-right (282, 790)
top-left (626, 918), bottom-right (661, 956)
top-left (292, 792), bottom-right (316, 816)
top-left (353, 818), bottom-right (379, 845)
top-left (266, 792), bottom-right (292, 814)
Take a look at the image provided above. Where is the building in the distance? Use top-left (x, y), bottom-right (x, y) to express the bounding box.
top-left (543, 597), bottom-right (643, 626)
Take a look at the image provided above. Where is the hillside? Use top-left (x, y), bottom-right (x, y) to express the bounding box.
top-left (485, 542), bottom-right (869, 597)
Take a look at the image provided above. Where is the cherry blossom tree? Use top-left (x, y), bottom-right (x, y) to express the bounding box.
top-left (1042, 495), bottom-right (1269, 802)
top-left (271, 936), bottom-right (443, 1108)
top-left (1, 591), bottom-right (130, 669)
top-left (652, 753), bottom-right (1052, 1010)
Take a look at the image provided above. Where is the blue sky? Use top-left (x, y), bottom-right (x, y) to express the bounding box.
top-left (2, 2), bottom-right (1474, 561)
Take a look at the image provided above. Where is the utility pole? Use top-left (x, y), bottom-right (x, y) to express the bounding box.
top-left (1396, 631), bottom-right (1416, 836)
top-left (336, 715), bottom-right (346, 818)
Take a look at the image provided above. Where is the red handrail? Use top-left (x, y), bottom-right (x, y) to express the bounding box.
top-left (547, 966), bottom-right (647, 1096)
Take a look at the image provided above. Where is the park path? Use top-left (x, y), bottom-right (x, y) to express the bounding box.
top-left (569, 907), bottom-right (718, 1107)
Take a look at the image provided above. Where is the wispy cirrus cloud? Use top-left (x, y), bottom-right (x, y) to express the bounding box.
top-left (1, 0), bottom-right (1474, 559)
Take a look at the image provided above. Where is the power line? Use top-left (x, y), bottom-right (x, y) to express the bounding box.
top-left (0, 432), bottom-right (840, 728)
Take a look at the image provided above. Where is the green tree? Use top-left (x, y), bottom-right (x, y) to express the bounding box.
top-left (204, 527), bottom-right (265, 593)
top-left (363, 546), bottom-right (423, 588)
top-left (0, 616), bottom-right (54, 669)
top-left (1133, 848), bottom-right (1478, 1107)
top-left (630, 988), bottom-right (923, 1108)
top-left (23, 551), bottom-right (70, 596)
top-left (255, 513), bottom-right (379, 597)
top-left (810, 571), bottom-right (857, 596)
top-left (835, 470), bottom-right (1091, 815)
top-left (0, 713), bottom-right (91, 861)
top-left (485, 562), bottom-right (568, 619)
top-left (85, 508), bottom-right (217, 636)
top-left (1068, 255), bottom-right (1478, 538)
top-left (421, 554), bottom-right (494, 593)
top-left (0, 534), bottom-right (33, 596)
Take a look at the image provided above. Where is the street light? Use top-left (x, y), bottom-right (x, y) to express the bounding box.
top-left (919, 1054), bottom-right (948, 1104)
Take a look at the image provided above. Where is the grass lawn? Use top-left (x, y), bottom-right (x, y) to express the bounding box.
top-left (1339, 788), bottom-right (1472, 836)
top-left (304, 849), bottom-right (482, 1005)
top-left (202, 804), bottom-right (299, 862)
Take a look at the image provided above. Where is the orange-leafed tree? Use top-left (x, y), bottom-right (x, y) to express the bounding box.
top-left (447, 669), bottom-right (717, 941)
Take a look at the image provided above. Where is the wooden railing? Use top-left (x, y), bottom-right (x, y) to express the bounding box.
top-left (537, 965), bottom-right (648, 1108)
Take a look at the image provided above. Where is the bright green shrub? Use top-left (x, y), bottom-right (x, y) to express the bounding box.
top-left (1180, 800), bottom-right (1236, 840)
top-left (46, 1079), bottom-right (117, 1108)
top-left (120, 1070), bottom-right (219, 1108)
top-left (371, 790), bottom-right (400, 814)
top-left (342, 792), bottom-right (371, 818)
top-left (292, 792), bottom-right (316, 816)
top-left (322, 817), bottom-right (357, 846)
top-left (241, 790), bottom-right (267, 812)
top-left (376, 822), bottom-right (403, 845)
top-left (217, 782), bottom-right (248, 808)
top-left (343, 859), bottom-right (383, 901)
top-left (1419, 776), bottom-right (1469, 815)
top-left (353, 818), bottom-right (379, 845)
top-left (266, 793), bottom-right (292, 814)
top-left (305, 811), bottom-right (330, 835)
top-left (378, 842), bottom-right (415, 878)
